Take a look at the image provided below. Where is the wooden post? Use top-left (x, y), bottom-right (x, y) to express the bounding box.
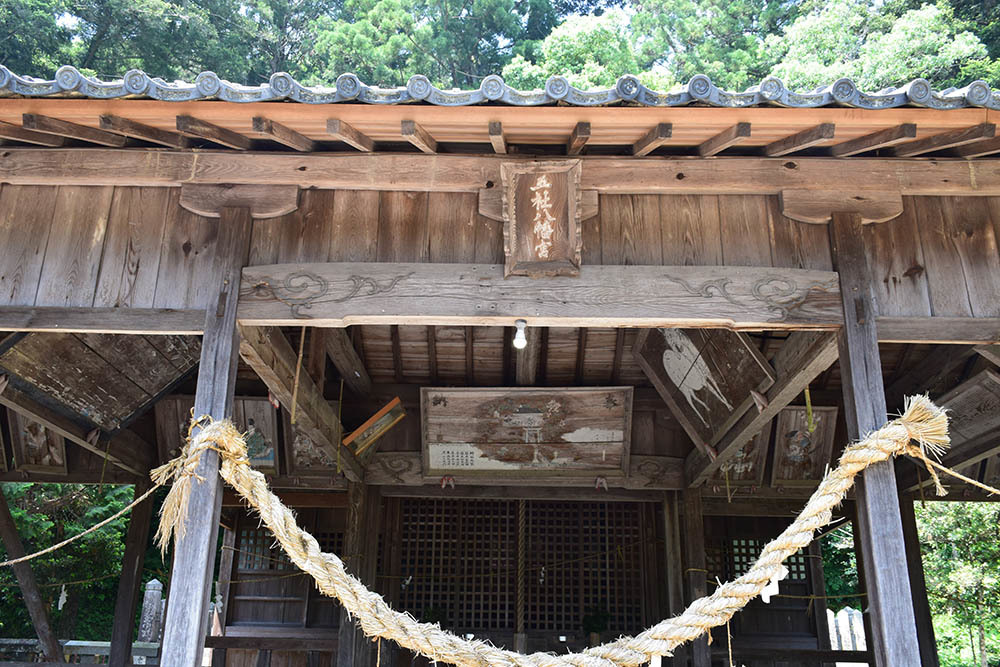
top-left (830, 211), bottom-right (920, 666)
top-left (109, 478), bottom-right (156, 667)
top-left (160, 207), bottom-right (252, 667)
top-left (680, 488), bottom-right (710, 667)
top-left (899, 495), bottom-right (939, 667)
top-left (0, 486), bottom-right (63, 662)
top-left (661, 492), bottom-right (687, 664)
top-left (338, 482), bottom-right (373, 667)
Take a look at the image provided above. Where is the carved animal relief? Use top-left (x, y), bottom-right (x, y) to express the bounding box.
top-left (502, 160), bottom-right (582, 277)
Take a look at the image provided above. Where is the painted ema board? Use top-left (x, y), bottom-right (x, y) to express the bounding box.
top-left (421, 387), bottom-right (632, 476)
top-left (633, 328), bottom-right (776, 454)
top-left (502, 160), bottom-right (582, 277)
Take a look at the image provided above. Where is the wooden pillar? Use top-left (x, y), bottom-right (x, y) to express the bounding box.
top-left (661, 492), bottom-right (687, 665)
top-left (830, 211), bottom-right (920, 666)
top-left (160, 207), bottom-right (252, 667)
top-left (899, 495), bottom-right (939, 667)
top-left (0, 486), bottom-right (63, 662)
top-left (109, 477), bottom-right (156, 667)
top-left (338, 482), bottom-right (377, 667)
top-left (680, 488), bottom-right (710, 667)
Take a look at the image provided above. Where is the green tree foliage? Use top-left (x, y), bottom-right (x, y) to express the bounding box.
top-left (0, 483), bottom-right (167, 640)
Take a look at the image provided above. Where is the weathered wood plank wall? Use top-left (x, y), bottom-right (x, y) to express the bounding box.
top-left (1, 186), bottom-right (998, 323)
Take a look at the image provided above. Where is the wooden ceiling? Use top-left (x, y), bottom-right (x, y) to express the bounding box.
top-left (1, 99), bottom-right (999, 158)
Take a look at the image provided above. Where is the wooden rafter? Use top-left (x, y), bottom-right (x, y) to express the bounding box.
top-left (574, 327), bottom-right (587, 384)
top-left (566, 122), bottom-right (591, 155)
top-left (390, 325), bottom-right (404, 383)
top-left (324, 328), bottom-right (372, 396)
top-left (0, 382), bottom-right (153, 475)
top-left (427, 325), bottom-right (439, 384)
top-left (176, 115), bottom-right (252, 150)
top-left (465, 326), bottom-right (475, 384)
top-left (23, 113), bottom-right (126, 147)
top-left (764, 123), bottom-right (835, 157)
top-left (0, 120), bottom-right (65, 146)
top-left (402, 120), bottom-right (437, 153)
top-left (685, 331), bottom-right (839, 486)
top-left (828, 123), bottom-right (916, 157)
top-left (238, 325), bottom-right (363, 482)
top-left (697, 122), bottom-right (751, 156)
top-left (488, 121), bottom-right (507, 154)
top-left (977, 344), bottom-right (1000, 367)
top-left (100, 114), bottom-right (191, 149)
top-left (515, 327), bottom-right (542, 386)
top-left (632, 122), bottom-right (672, 156)
top-left (891, 122), bottom-right (996, 157)
top-left (252, 116), bottom-right (315, 152)
top-left (326, 119), bottom-right (374, 152)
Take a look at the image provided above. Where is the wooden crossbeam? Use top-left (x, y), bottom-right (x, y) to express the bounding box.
top-left (891, 122), bottom-right (996, 157)
top-left (326, 119), bottom-right (374, 152)
top-left (764, 123), bottom-right (835, 157)
top-left (829, 123), bottom-right (916, 157)
top-left (176, 115), bottom-right (252, 150)
top-left (950, 135), bottom-right (1000, 158)
top-left (0, 306), bottom-right (204, 334)
top-left (238, 325), bottom-right (363, 481)
top-left (488, 121), bottom-right (507, 154)
top-left (324, 328), bottom-right (372, 396)
top-left (632, 122), bottom-right (672, 156)
top-left (0, 382), bottom-right (153, 475)
top-left (0, 120), bottom-right (65, 147)
top-left (685, 332), bottom-right (839, 486)
top-left (100, 114), bottom-right (191, 149)
top-left (252, 117), bottom-right (315, 152)
top-left (23, 113), bottom-right (126, 147)
top-left (697, 122), bottom-right (751, 156)
top-left (7, 149), bottom-right (1000, 196)
top-left (977, 343), bottom-right (1000, 367)
top-left (401, 120), bottom-right (437, 153)
top-left (240, 263), bottom-right (842, 329)
top-left (567, 122), bottom-right (591, 155)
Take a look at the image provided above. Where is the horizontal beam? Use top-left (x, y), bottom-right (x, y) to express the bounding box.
top-left (239, 263), bottom-right (843, 329)
top-left (0, 306), bottom-right (204, 334)
top-left (875, 316), bottom-right (1000, 343)
top-left (5, 149), bottom-right (1000, 196)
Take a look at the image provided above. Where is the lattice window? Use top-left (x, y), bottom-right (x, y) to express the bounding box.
top-left (707, 537), bottom-right (809, 583)
top-left (237, 527), bottom-right (292, 571)
top-left (785, 550), bottom-right (809, 581)
top-left (397, 498), bottom-right (647, 636)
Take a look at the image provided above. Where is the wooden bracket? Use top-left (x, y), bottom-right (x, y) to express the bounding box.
top-left (780, 189), bottom-right (903, 224)
top-left (478, 186), bottom-right (598, 222)
top-left (180, 183), bottom-right (300, 219)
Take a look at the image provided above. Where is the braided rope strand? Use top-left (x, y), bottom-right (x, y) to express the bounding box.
top-left (154, 395), bottom-right (951, 667)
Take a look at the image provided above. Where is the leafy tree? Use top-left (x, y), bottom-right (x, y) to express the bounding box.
top-left (820, 524), bottom-right (860, 611)
top-left (0, 0), bottom-right (72, 77)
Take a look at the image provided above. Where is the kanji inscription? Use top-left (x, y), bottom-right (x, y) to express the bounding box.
top-left (502, 160), bottom-right (582, 277)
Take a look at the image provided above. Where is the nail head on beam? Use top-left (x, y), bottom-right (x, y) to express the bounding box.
top-left (632, 122), bottom-right (672, 156)
top-left (99, 114), bottom-right (191, 149)
top-left (401, 120), bottom-right (438, 153)
top-left (697, 122), bottom-right (751, 157)
top-left (252, 116), bottom-right (315, 152)
top-left (764, 123), bottom-right (836, 157)
top-left (891, 122), bottom-right (996, 157)
top-left (488, 121), bottom-right (507, 154)
top-left (0, 120), bottom-right (65, 147)
top-left (22, 113), bottom-right (126, 147)
top-left (567, 122), bottom-right (591, 155)
top-left (326, 118), bottom-right (374, 152)
top-left (829, 123), bottom-right (916, 157)
top-left (176, 115), bottom-right (253, 150)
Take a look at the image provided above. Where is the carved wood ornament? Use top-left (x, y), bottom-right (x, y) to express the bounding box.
top-left (502, 160), bottom-right (582, 277)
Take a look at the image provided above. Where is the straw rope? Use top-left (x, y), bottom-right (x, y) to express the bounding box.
top-left (151, 395), bottom-right (961, 667)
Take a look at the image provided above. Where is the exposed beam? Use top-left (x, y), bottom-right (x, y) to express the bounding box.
top-left (324, 328), bottom-right (372, 396)
top-left (876, 316), bottom-right (1000, 344)
top-left (99, 114), bottom-right (191, 149)
top-left (401, 120), bottom-right (437, 153)
top-left (829, 123), bottom-right (916, 157)
top-left (0, 306), bottom-right (204, 334)
top-left (179, 183), bottom-right (299, 219)
top-left (252, 116), bottom-right (315, 152)
top-left (390, 324), bottom-right (404, 383)
top-left (685, 331), bottom-right (839, 486)
top-left (8, 149), bottom-right (1000, 196)
top-left (883, 345), bottom-right (977, 410)
top-left (764, 123), bottom-right (835, 157)
top-left (238, 325), bottom-right (363, 481)
top-left (574, 327), bottom-right (588, 384)
top-left (22, 113), bottom-right (126, 147)
top-left (892, 123), bottom-right (996, 157)
top-left (975, 343), bottom-right (1000, 367)
top-left (950, 136), bottom-right (1000, 158)
top-left (0, 488), bottom-right (64, 662)
top-left (780, 189), bottom-right (903, 224)
top-left (176, 115), bottom-right (252, 150)
top-left (427, 325), bottom-right (439, 384)
top-left (566, 121), bottom-right (591, 155)
top-left (488, 121), bottom-right (507, 154)
top-left (0, 120), bottom-right (65, 147)
top-left (0, 383), bottom-right (154, 475)
top-left (697, 122), bottom-right (751, 157)
top-left (240, 263), bottom-right (842, 329)
top-left (465, 326), bottom-right (475, 384)
top-left (326, 119), bottom-right (374, 152)
top-left (610, 328), bottom-right (625, 384)
top-left (632, 122), bottom-right (672, 156)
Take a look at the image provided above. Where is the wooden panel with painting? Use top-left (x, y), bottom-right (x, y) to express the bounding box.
top-left (8, 412), bottom-right (66, 475)
top-left (770, 405), bottom-right (838, 487)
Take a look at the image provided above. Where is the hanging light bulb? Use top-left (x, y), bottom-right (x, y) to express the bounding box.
top-left (513, 319), bottom-right (528, 349)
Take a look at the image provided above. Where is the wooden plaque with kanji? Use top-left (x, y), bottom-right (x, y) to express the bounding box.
top-left (501, 160), bottom-right (582, 277)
